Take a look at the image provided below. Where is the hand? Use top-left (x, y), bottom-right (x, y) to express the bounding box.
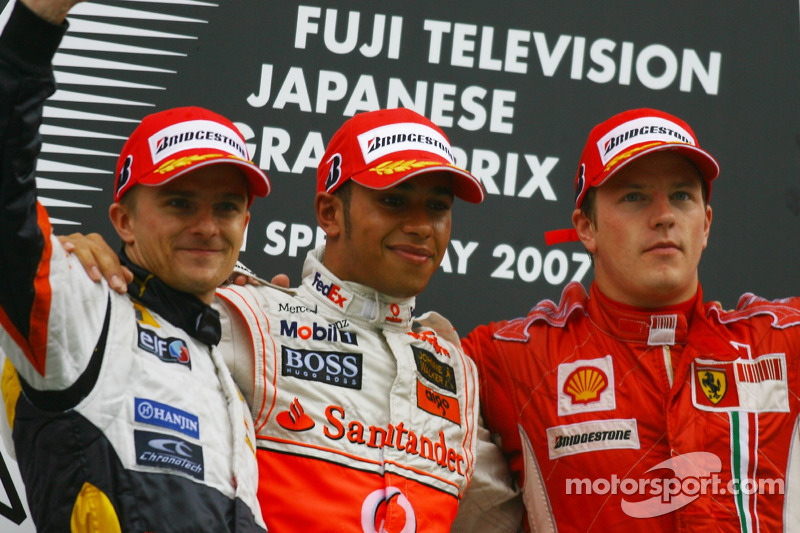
top-left (227, 273), bottom-right (290, 288)
top-left (59, 233), bottom-right (133, 294)
top-left (20, 0), bottom-right (86, 24)
top-left (270, 274), bottom-right (290, 288)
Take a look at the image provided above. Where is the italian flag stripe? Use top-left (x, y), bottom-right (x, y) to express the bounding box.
top-left (731, 411), bottom-right (759, 533)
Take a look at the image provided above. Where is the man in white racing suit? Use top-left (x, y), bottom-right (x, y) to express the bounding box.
top-left (216, 108), bottom-right (522, 532)
top-left (0, 1), bottom-right (268, 530)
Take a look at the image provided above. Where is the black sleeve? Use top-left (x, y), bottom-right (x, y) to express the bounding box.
top-left (0, 1), bottom-right (67, 337)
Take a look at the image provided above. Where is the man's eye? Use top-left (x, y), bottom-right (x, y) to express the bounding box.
top-left (622, 193), bottom-right (642, 202)
top-left (673, 191), bottom-right (691, 201)
top-left (168, 198), bottom-right (189, 208)
top-left (428, 200), bottom-right (452, 211)
top-left (381, 196), bottom-right (403, 207)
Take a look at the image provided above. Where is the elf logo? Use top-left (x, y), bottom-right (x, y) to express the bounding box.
top-left (137, 325), bottom-right (191, 368)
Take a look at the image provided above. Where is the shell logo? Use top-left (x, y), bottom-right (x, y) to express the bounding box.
top-left (563, 366), bottom-right (608, 404)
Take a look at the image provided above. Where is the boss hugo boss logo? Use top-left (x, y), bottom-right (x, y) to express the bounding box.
top-left (281, 346), bottom-right (363, 389)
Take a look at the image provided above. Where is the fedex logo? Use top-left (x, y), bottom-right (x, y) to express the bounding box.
top-left (312, 272), bottom-right (347, 308)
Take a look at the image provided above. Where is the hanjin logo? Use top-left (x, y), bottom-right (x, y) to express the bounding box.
top-left (135, 398), bottom-right (199, 439)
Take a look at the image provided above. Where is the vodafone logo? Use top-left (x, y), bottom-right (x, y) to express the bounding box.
top-left (360, 487), bottom-right (416, 533)
top-left (385, 303), bottom-right (402, 323)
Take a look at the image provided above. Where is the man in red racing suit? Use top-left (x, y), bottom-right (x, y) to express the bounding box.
top-left (463, 108), bottom-right (800, 532)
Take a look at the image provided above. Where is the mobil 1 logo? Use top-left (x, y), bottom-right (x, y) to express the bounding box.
top-left (281, 346), bottom-right (363, 390)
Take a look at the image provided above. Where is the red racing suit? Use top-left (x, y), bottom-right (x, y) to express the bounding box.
top-left (463, 281), bottom-right (800, 532)
top-left (215, 246), bottom-right (520, 532)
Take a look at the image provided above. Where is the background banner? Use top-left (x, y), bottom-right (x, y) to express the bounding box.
top-left (1, 1), bottom-right (798, 530)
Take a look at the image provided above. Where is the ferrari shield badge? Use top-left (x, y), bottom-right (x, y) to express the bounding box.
top-left (697, 367), bottom-right (727, 405)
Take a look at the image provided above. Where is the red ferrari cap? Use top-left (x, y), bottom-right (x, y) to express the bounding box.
top-left (114, 106), bottom-right (270, 203)
top-left (317, 108), bottom-right (484, 203)
top-left (545, 108), bottom-right (720, 246)
top-left (574, 107), bottom-right (719, 208)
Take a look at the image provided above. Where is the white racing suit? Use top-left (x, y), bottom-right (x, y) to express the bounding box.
top-left (0, 2), bottom-right (264, 530)
top-left (217, 246), bottom-right (521, 532)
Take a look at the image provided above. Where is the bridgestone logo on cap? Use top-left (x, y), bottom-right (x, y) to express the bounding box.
top-left (597, 117), bottom-right (695, 166)
top-left (358, 122), bottom-right (455, 164)
top-left (148, 119), bottom-right (247, 164)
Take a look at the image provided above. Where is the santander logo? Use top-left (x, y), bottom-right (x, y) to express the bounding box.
top-left (276, 398), bottom-right (315, 431)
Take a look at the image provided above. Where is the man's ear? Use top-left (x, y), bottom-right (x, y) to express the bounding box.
top-left (572, 208), bottom-right (598, 255)
top-left (701, 204), bottom-right (712, 250)
top-left (109, 202), bottom-right (134, 245)
top-left (315, 192), bottom-right (342, 239)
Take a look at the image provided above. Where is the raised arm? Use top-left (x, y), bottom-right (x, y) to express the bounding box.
top-left (0, 0), bottom-right (105, 390)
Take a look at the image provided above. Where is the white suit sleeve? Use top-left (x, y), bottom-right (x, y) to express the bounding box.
top-left (451, 414), bottom-right (523, 532)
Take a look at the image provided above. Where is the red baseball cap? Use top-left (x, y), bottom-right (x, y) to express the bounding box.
top-left (114, 106), bottom-right (270, 203)
top-left (317, 108), bottom-right (485, 203)
top-left (545, 108), bottom-right (720, 245)
top-left (574, 108), bottom-right (719, 208)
